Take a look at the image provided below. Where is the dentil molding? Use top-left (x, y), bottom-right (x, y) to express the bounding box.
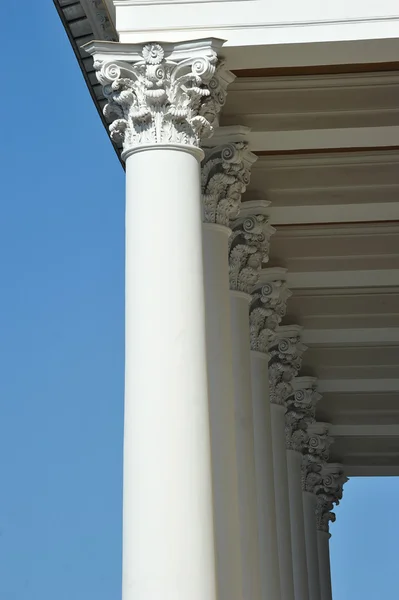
top-left (83, 39), bottom-right (234, 156)
top-left (201, 143), bottom-right (256, 226)
top-left (268, 325), bottom-right (307, 407)
top-left (249, 267), bottom-right (291, 354)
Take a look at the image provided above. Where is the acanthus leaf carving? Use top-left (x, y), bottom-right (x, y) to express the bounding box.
top-left (316, 464), bottom-right (348, 533)
top-left (285, 378), bottom-right (321, 452)
top-left (250, 274), bottom-right (292, 354)
top-left (87, 41), bottom-right (233, 155)
top-left (268, 329), bottom-right (307, 406)
top-left (201, 143), bottom-right (255, 226)
top-left (301, 423), bottom-right (333, 494)
top-left (228, 214), bottom-right (275, 294)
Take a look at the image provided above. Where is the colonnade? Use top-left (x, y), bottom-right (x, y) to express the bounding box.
top-left (85, 38), bottom-right (348, 600)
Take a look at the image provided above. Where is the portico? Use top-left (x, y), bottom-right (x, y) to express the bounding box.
top-left (54, 2), bottom-right (399, 599)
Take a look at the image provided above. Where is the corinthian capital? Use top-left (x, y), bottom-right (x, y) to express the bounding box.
top-left (306, 422), bottom-right (333, 461)
top-left (268, 325), bottom-right (307, 406)
top-left (301, 422), bottom-right (333, 493)
top-left (201, 143), bottom-right (256, 226)
top-left (228, 201), bottom-right (275, 294)
top-left (249, 267), bottom-right (291, 354)
top-left (84, 39), bottom-right (234, 157)
top-left (316, 463), bottom-right (348, 533)
top-left (285, 377), bottom-right (322, 452)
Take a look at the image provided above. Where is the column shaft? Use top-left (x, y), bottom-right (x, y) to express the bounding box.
top-left (270, 404), bottom-right (295, 600)
top-left (123, 147), bottom-right (216, 600)
top-left (203, 223), bottom-right (243, 600)
top-left (317, 531), bottom-right (332, 600)
top-left (251, 351), bottom-right (281, 600)
top-left (303, 492), bottom-right (322, 600)
top-left (287, 450), bottom-right (310, 600)
top-left (230, 291), bottom-right (261, 600)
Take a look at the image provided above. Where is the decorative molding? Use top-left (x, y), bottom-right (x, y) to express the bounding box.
top-left (84, 40), bottom-right (234, 156)
top-left (301, 422), bottom-right (333, 494)
top-left (249, 267), bottom-right (291, 354)
top-left (80, 0), bottom-right (118, 41)
top-left (229, 71), bottom-right (399, 92)
top-left (269, 325), bottom-right (307, 406)
top-left (228, 201), bottom-right (275, 293)
top-left (201, 143), bottom-right (256, 226)
top-left (114, 14), bottom-right (399, 35)
top-left (287, 269), bottom-right (399, 290)
top-left (316, 463), bottom-right (348, 533)
top-left (285, 377), bottom-right (321, 452)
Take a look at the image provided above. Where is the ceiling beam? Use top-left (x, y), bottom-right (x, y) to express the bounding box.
top-left (302, 327), bottom-right (399, 345)
top-left (248, 126), bottom-right (399, 153)
top-left (267, 202), bottom-right (399, 225)
top-left (330, 424), bottom-right (399, 437)
top-left (342, 465), bottom-right (399, 477)
top-left (318, 378), bottom-right (399, 392)
top-left (287, 269), bottom-right (399, 289)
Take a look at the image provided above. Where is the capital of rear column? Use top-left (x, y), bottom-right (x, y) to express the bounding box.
top-left (83, 38), bottom-right (234, 157)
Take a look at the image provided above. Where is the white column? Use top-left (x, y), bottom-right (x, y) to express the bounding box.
top-left (202, 221), bottom-right (243, 600)
top-left (228, 201), bottom-right (274, 600)
top-left (287, 450), bottom-right (309, 600)
top-left (315, 464), bottom-right (348, 600)
top-left (201, 142), bottom-right (253, 600)
top-left (285, 377), bottom-right (321, 600)
top-left (301, 423), bottom-right (333, 600)
top-left (230, 289), bottom-right (261, 600)
top-left (303, 491), bottom-right (321, 600)
top-left (251, 351), bottom-right (282, 600)
top-left (317, 531), bottom-right (332, 600)
top-left (87, 40), bottom-right (232, 600)
top-left (270, 403), bottom-right (295, 600)
top-left (250, 268), bottom-right (292, 600)
top-left (269, 326), bottom-right (307, 600)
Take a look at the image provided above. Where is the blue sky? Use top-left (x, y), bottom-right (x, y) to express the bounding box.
top-left (1, 3), bottom-right (398, 599)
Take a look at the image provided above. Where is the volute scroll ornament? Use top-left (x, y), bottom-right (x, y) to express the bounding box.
top-left (228, 211), bottom-right (276, 294)
top-left (249, 268), bottom-right (292, 354)
top-left (201, 143), bottom-right (256, 227)
top-left (315, 464), bottom-right (348, 533)
top-left (301, 422), bottom-right (333, 494)
top-left (268, 326), bottom-right (307, 407)
top-left (285, 377), bottom-right (322, 452)
top-left (84, 40), bottom-right (234, 156)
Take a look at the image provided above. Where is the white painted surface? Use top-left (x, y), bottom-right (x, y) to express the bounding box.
top-left (247, 126), bottom-right (399, 152)
top-left (270, 403), bottom-right (295, 600)
top-left (318, 378), bottom-right (399, 393)
top-left (302, 327), bottom-right (399, 346)
top-left (114, 0), bottom-right (399, 58)
top-left (303, 492), bottom-right (322, 600)
top-left (268, 202), bottom-right (399, 226)
top-left (317, 531), bottom-right (333, 600)
top-left (330, 423), bottom-right (399, 437)
top-left (287, 269), bottom-right (399, 289)
top-left (123, 146), bottom-right (216, 600)
top-left (230, 291), bottom-right (262, 600)
top-left (251, 351), bottom-right (282, 600)
top-left (202, 223), bottom-right (243, 600)
top-left (287, 449), bottom-right (310, 600)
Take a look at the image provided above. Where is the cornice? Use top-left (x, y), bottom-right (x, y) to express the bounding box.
top-left (53, 0), bottom-right (122, 164)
